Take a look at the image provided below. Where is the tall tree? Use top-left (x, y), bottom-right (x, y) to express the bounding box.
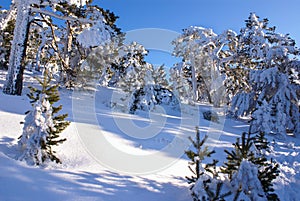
top-left (223, 13), bottom-right (300, 137)
top-left (3, 0), bottom-right (120, 94)
top-left (169, 62), bottom-right (193, 104)
top-left (3, 0), bottom-right (32, 95)
top-left (0, 5), bottom-right (15, 69)
top-left (224, 13), bottom-right (299, 117)
top-left (172, 26), bottom-right (236, 106)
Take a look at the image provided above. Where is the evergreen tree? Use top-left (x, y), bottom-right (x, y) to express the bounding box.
top-left (222, 132), bottom-right (280, 201)
top-left (185, 128), bottom-right (280, 201)
top-left (224, 13), bottom-right (299, 120)
top-left (217, 13), bottom-right (300, 137)
top-left (126, 66), bottom-right (177, 114)
top-left (231, 159), bottom-right (267, 201)
top-left (249, 67), bottom-right (300, 137)
top-left (18, 70), bottom-right (70, 165)
top-left (185, 127), bottom-right (214, 184)
top-left (185, 127), bottom-right (231, 201)
top-left (78, 41), bottom-right (119, 88)
top-left (152, 64), bottom-right (169, 88)
top-left (172, 27), bottom-right (236, 106)
top-left (128, 84), bottom-right (178, 114)
top-left (3, 0), bottom-right (121, 94)
top-left (0, 7), bottom-right (15, 69)
top-left (117, 42), bottom-right (149, 91)
top-left (169, 62), bottom-right (193, 104)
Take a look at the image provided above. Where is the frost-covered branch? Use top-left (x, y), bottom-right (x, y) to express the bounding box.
top-left (31, 7), bottom-right (95, 23)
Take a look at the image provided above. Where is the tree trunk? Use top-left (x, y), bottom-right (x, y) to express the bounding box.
top-left (3, 2), bottom-right (30, 95)
top-left (60, 21), bottom-right (73, 85)
top-left (190, 60), bottom-right (198, 102)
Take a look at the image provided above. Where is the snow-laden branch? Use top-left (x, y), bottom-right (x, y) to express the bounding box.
top-left (31, 7), bottom-right (95, 23)
top-left (0, 4), bottom-right (17, 31)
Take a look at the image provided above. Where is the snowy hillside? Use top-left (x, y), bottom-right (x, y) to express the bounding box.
top-left (0, 70), bottom-right (299, 201)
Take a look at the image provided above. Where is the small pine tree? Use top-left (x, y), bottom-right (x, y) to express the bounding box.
top-left (185, 126), bottom-right (216, 184)
top-left (253, 132), bottom-right (270, 154)
top-left (222, 132), bottom-right (258, 178)
top-left (18, 70), bottom-right (70, 165)
top-left (222, 132), bottom-right (280, 201)
top-left (185, 127), bottom-right (231, 201)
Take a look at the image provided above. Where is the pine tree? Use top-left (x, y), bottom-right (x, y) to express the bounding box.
top-left (185, 127), bottom-right (231, 201)
top-left (152, 64), bottom-right (169, 88)
top-left (185, 127), bottom-right (216, 184)
top-left (169, 62), bottom-right (193, 104)
top-left (0, 7), bottom-right (15, 70)
top-left (222, 132), bottom-right (280, 201)
top-left (126, 65), bottom-right (178, 114)
top-left (224, 13), bottom-right (299, 124)
top-left (18, 70), bottom-right (70, 165)
top-left (172, 27), bottom-right (236, 106)
top-left (3, 0), bottom-right (121, 94)
top-left (249, 66), bottom-right (300, 137)
top-left (231, 159), bottom-right (267, 201)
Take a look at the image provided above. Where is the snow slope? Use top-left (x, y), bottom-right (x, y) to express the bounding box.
top-left (0, 70), bottom-right (299, 201)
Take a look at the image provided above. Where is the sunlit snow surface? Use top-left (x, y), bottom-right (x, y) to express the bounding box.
top-left (0, 70), bottom-right (299, 201)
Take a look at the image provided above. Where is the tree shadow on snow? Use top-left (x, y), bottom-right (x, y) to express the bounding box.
top-left (0, 157), bottom-right (190, 201)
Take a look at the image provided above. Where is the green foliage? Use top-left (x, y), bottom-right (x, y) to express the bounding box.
top-left (254, 132), bottom-right (270, 153)
top-left (200, 180), bottom-right (231, 201)
top-left (186, 127), bottom-right (231, 201)
top-left (21, 70), bottom-right (70, 164)
top-left (222, 132), bottom-right (258, 178)
top-left (258, 159), bottom-right (280, 201)
top-left (222, 132), bottom-right (280, 201)
top-left (254, 132), bottom-right (280, 201)
top-left (185, 126), bottom-right (216, 184)
top-left (0, 16), bottom-right (14, 69)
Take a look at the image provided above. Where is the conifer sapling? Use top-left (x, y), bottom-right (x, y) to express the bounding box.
top-left (18, 69), bottom-right (70, 165)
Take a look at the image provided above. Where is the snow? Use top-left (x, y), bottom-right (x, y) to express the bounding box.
top-left (77, 21), bottom-right (111, 48)
top-left (231, 159), bottom-right (267, 201)
top-left (0, 70), bottom-right (300, 200)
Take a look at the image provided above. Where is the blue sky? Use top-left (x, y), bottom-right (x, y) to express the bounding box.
top-left (2, 0), bottom-right (300, 66)
top-left (97, 0), bottom-right (300, 39)
top-left (96, 0), bottom-right (300, 66)
top-left (98, 0), bottom-right (299, 36)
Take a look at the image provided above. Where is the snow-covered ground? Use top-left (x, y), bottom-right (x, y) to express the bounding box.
top-left (0, 70), bottom-right (299, 201)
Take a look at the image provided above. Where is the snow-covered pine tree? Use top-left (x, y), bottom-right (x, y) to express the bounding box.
top-left (117, 42), bottom-right (149, 90)
top-left (3, 0), bottom-right (121, 94)
top-left (169, 62), bottom-right (193, 104)
top-left (222, 132), bottom-right (280, 201)
top-left (127, 67), bottom-right (178, 114)
top-left (0, 6), bottom-right (15, 70)
top-left (220, 13), bottom-right (300, 137)
top-left (58, 1), bottom-right (121, 87)
top-left (106, 36), bottom-right (151, 87)
top-left (152, 64), bottom-right (169, 89)
top-left (230, 159), bottom-right (267, 201)
top-left (78, 41), bottom-right (118, 88)
top-left (185, 127), bottom-right (216, 184)
top-left (172, 27), bottom-right (235, 106)
top-left (225, 13), bottom-right (299, 119)
top-left (18, 69), bottom-right (70, 165)
top-left (185, 127), bottom-right (231, 201)
top-left (249, 66), bottom-right (300, 137)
